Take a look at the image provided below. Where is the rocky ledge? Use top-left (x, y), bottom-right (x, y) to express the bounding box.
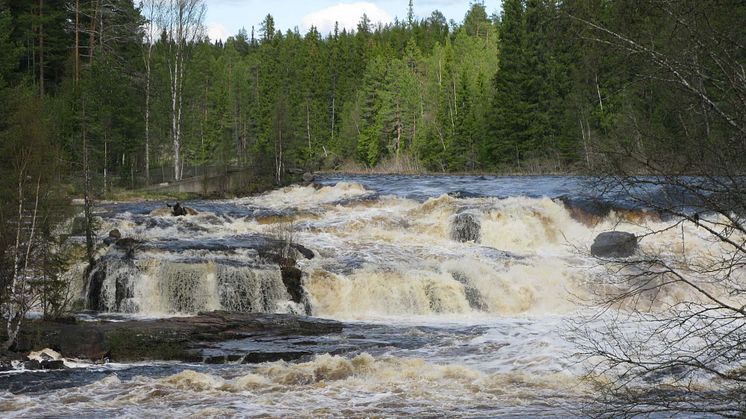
top-left (11, 311), bottom-right (343, 364)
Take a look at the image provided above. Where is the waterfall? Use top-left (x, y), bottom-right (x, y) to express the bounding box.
top-left (85, 257), bottom-right (298, 316)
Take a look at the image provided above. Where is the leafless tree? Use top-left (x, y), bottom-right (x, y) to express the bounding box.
top-left (158, 0), bottom-right (205, 181)
top-left (140, 0), bottom-right (163, 185)
top-left (0, 93), bottom-right (68, 350)
top-left (566, 1), bottom-right (746, 417)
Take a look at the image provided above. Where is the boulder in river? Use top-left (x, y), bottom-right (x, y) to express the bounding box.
top-left (293, 243), bottom-right (315, 260)
top-left (450, 212), bottom-right (481, 243)
top-left (41, 360), bottom-right (66, 370)
top-left (70, 216), bottom-right (87, 236)
top-left (302, 172), bottom-right (315, 183)
top-left (103, 229), bottom-right (122, 245)
top-left (591, 231), bottom-right (638, 258)
top-left (281, 266), bottom-right (304, 304)
top-left (150, 204), bottom-right (199, 217)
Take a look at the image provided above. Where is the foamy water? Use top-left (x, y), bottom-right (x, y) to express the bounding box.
top-left (2, 175), bottom-right (741, 417)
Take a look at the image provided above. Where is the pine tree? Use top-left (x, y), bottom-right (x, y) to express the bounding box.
top-left (488, 0), bottom-right (528, 167)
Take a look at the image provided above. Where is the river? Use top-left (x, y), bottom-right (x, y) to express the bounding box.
top-left (0, 175), bottom-right (727, 417)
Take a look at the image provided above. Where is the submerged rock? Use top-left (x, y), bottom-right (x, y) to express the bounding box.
top-left (591, 231), bottom-right (638, 258)
top-left (450, 212), bottom-right (481, 243)
top-left (450, 271), bottom-right (488, 311)
top-left (447, 190), bottom-right (484, 199)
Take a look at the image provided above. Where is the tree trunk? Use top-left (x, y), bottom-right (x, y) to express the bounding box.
top-left (306, 101), bottom-right (312, 163)
top-left (103, 135), bottom-right (108, 194)
top-left (145, 58), bottom-right (151, 185)
top-left (89, 0), bottom-right (99, 64)
top-left (82, 103), bottom-right (95, 267)
top-left (331, 95), bottom-right (335, 145)
top-left (75, 0), bottom-right (80, 84)
top-left (38, 0), bottom-right (44, 97)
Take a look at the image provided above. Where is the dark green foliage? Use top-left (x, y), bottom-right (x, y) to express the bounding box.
top-left (0, 0), bottom-right (741, 188)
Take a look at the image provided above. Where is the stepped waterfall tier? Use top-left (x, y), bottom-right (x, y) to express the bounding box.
top-left (3, 175), bottom-right (743, 417)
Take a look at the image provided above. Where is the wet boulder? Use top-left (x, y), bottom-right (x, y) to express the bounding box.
top-left (302, 172), bottom-right (315, 183)
top-left (293, 244), bottom-right (315, 260)
top-left (22, 360), bottom-right (41, 370)
top-left (591, 231), bottom-right (638, 258)
top-left (41, 360), bottom-right (66, 370)
top-left (281, 266), bottom-right (304, 304)
top-left (103, 229), bottom-right (122, 245)
top-left (450, 212), bottom-right (481, 243)
top-left (70, 216), bottom-right (87, 236)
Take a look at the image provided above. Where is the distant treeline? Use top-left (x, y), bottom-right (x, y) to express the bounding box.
top-left (0, 0), bottom-right (743, 189)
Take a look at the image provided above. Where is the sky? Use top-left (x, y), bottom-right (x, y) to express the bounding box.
top-left (204, 1), bottom-right (503, 41)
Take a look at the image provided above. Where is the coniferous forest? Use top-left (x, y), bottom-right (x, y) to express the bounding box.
top-left (0, 0), bottom-right (743, 190)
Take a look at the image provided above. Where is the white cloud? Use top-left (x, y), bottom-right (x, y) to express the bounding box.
top-left (302, 2), bottom-right (393, 35)
top-left (206, 21), bottom-right (230, 41)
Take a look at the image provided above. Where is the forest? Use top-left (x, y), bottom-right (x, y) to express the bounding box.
top-left (6, 0), bottom-right (738, 193)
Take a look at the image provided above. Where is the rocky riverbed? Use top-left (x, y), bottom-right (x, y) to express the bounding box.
top-left (6, 312), bottom-right (343, 367)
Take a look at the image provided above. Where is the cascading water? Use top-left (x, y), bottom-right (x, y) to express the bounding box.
top-left (86, 258), bottom-right (293, 315)
top-left (77, 177), bottom-right (733, 318)
top-left (6, 175), bottom-right (742, 417)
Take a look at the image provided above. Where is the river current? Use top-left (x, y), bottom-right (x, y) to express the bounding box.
top-left (0, 175), bottom-right (730, 417)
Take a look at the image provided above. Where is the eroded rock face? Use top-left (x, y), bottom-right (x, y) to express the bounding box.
top-left (450, 212), bottom-right (481, 243)
top-left (591, 231), bottom-right (638, 258)
top-left (281, 266), bottom-right (304, 304)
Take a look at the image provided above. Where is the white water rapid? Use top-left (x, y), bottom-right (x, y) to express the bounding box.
top-left (2, 175), bottom-right (741, 417)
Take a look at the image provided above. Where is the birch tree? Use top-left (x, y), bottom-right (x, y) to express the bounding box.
top-left (140, 0), bottom-right (162, 185)
top-left (0, 91), bottom-right (65, 350)
top-left (159, 0), bottom-right (204, 181)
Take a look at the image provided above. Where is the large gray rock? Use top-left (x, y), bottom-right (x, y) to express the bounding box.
top-left (591, 231), bottom-right (638, 258)
top-left (450, 213), bottom-right (481, 243)
top-left (302, 172), bottom-right (315, 183)
top-left (103, 229), bottom-right (122, 246)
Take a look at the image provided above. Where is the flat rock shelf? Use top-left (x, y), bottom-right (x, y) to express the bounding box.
top-left (13, 311), bottom-right (343, 364)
